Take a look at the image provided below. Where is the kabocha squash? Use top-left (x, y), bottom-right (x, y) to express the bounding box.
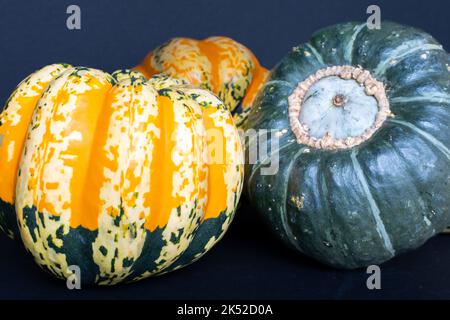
top-left (245, 22), bottom-right (450, 269)
top-left (0, 65), bottom-right (243, 284)
top-left (135, 36), bottom-right (269, 127)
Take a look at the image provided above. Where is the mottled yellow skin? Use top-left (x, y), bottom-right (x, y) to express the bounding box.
top-left (135, 36), bottom-right (269, 127)
top-left (0, 65), bottom-right (244, 285)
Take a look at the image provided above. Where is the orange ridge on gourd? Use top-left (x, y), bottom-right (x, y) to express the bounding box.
top-left (133, 36), bottom-right (269, 114)
top-left (0, 82), bottom-right (55, 204)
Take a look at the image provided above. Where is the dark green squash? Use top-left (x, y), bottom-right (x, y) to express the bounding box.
top-left (245, 21), bottom-right (450, 269)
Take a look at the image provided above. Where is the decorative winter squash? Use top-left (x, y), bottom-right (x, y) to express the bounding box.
top-left (245, 22), bottom-right (450, 269)
top-left (0, 65), bottom-right (244, 284)
top-left (135, 36), bottom-right (269, 127)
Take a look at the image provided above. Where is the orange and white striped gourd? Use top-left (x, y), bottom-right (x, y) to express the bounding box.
top-left (135, 36), bottom-right (269, 127)
top-left (0, 65), bottom-right (243, 285)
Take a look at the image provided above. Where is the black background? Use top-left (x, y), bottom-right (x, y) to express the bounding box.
top-left (0, 0), bottom-right (449, 299)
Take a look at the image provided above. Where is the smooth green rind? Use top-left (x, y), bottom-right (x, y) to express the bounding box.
top-left (245, 21), bottom-right (450, 269)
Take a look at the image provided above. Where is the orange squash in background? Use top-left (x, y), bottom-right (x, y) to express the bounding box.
top-left (0, 65), bottom-right (244, 285)
top-left (135, 36), bottom-right (269, 127)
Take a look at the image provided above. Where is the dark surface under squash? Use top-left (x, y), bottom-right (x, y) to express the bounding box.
top-left (0, 0), bottom-right (449, 299)
top-left (1, 200), bottom-right (450, 299)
